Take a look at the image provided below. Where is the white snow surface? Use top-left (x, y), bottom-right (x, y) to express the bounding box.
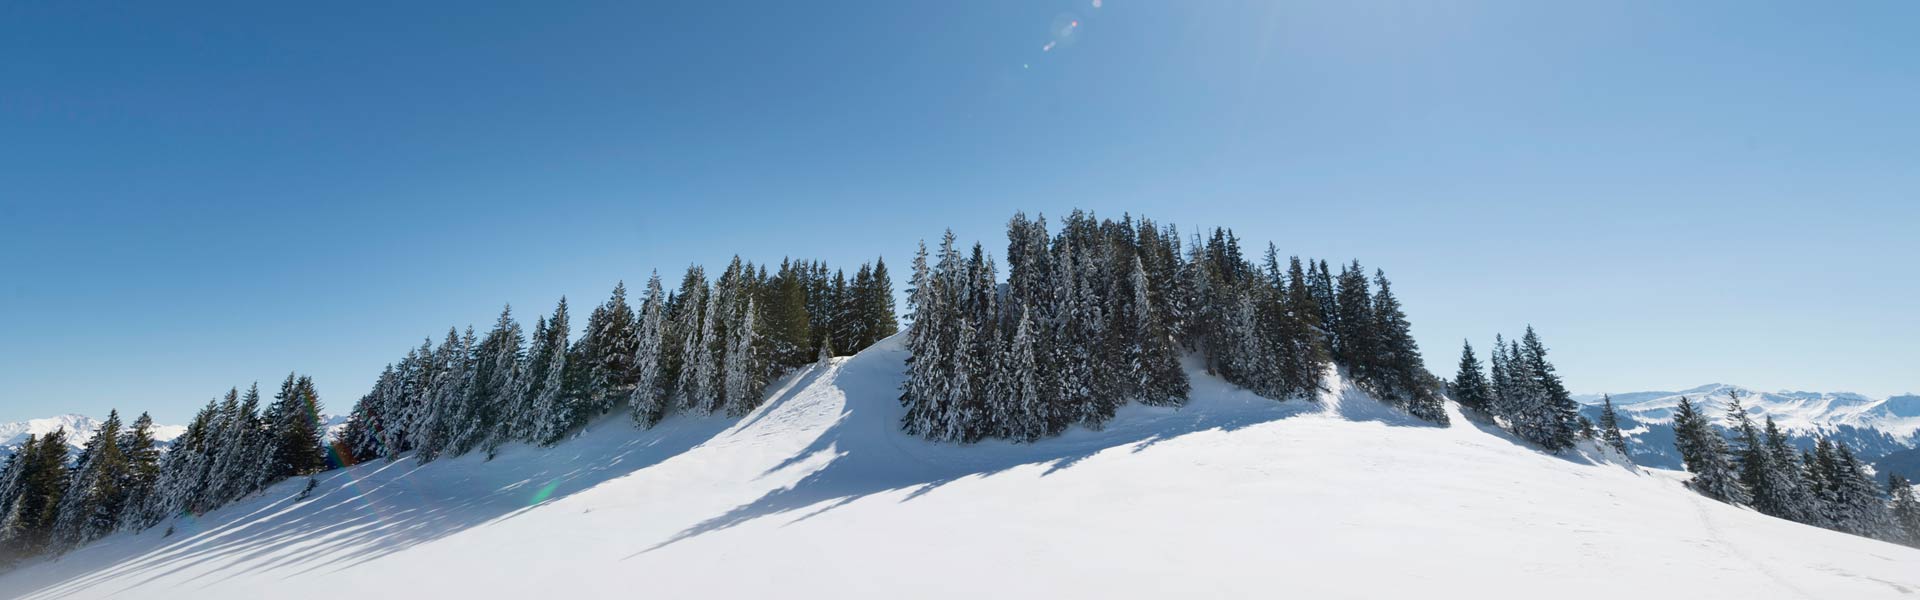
top-left (4, 337), bottom-right (1917, 599)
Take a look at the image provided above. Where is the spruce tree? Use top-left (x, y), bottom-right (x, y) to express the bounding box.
top-left (1888, 474), bottom-right (1920, 547)
top-left (1128, 256), bottom-right (1188, 406)
top-left (528, 298), bottom-right (575, 446)
top-left (577, 282), bottom-right (641, 418)
top-left (116, 412), bottom-right (162, 532)
top-left (263, 374), bottom-right (328, 480)
top-left (723, 297), bottom-right (765, 417)
top-left (52, 412), bottom-right (128, 552)
top-left (1597, 394), bottom-right (1628, 455)
top-left (1368, 270), bottom-right (1445, 424)
top-left (1673, 397), bottom-right (1749, 505)
top-left (629, 272), bottom-right (670, 427)
top-left (1452, 341), bottom-right (1493, 414)
top-left (1332, 261), bottom-right (1375, 382)
top-left (0, 429), bottom-right (69, 560)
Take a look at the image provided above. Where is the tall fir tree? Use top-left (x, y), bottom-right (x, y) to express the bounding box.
top-left (1672, 397), bottom-right (1749, 505)
top-left (1596, 394), bottom-right (1628, 455)
top-left (1452, 341), bottom-right (1493, 414)
top-left (629, 272), bottom-right (670, 427)
top-left (1887, 474), bottom-right (1920, 547)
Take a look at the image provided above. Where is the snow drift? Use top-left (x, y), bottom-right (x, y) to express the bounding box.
top-left (2, 336), bottom-right (1917, 599)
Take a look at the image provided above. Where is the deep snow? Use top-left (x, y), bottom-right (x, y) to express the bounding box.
top-left (3, 337), bottom-right (1917, 599)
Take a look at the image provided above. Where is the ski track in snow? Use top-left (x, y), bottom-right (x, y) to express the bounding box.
top-left (2, 335), bottom-right (1918, 599)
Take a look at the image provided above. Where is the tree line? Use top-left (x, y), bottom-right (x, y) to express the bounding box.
top-left (0, 255), bottom-right (897, 569)
top-left (1668, 391), bottom-right (1920, 548)
top-left (900, 210), bottom-right (1445, 443)
top-left (0, 375), bottom-right (328, 567)
top-left (337, 256), bottom-right (898, 463)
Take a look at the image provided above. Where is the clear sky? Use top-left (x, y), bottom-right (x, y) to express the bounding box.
top-left (2, 1), bottom-right (1915, 424)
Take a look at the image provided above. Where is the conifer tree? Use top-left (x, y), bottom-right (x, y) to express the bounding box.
top-left (116, 412), bottom-right (162, 531)
top-left (1368, 270), bottom-right (1445, 424)
top-left (1332, 261), bottom-right (1375, 384)
top-left (0, 429), bottom-right (69, 561)
top-left (629, 272), bottom-right (670, 427)
top-left (412, 328), bottom-right (468, 464)
top-left (462, 306), bottom-right (526, 455)
top-left (1452, 341), bottom-right (1493, 414)
top-left (723, 297), bottom-right (765, 417)
top-left (1597, 395), bottom-right (1628, 455)
top-left (1762, 417), bottom-right (1822, 527)
top-left (527, 298), bottom-right (575, 445)
top-left (1128, 256), bottom-right (1189, 406)
top-left (1487, 334), bottom-right (1513, 418)
top-left (577, 282), bottom-right (641, 418)
top-left (1673, 397), bottom-right (1749, 505)
top-left (52, 412), bottom-right (128, 552)
top-left (262, 374), bottom-right (327, 479)
top-left (1887, 474), bottom-right (1920, 547)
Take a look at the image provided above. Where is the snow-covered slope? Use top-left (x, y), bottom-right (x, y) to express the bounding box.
top-left (1577, 385), bottom-right (1919, 469)
top-left (0, 415), bottom-right (186, 460)
top-left (4, 339), bottom-right (1917, 599)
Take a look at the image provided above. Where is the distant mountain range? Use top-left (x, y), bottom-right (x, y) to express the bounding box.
top-left (1575, 384), bottom-right (1920, 471)
top-left (0, 414), bottom-right (188, 461)
top-left (0, 413), bottom-right (349, 461)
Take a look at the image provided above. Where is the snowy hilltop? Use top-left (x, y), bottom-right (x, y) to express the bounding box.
top-left (1575, 385), bottom-right (1920, 469)
top-left (0, 337), bottom-right (1915, 599)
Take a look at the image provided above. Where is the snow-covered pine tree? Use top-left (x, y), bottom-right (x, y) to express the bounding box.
top-left (576, 282), bottom-right (641, 419)
top-left (688, 271), bottom-right (725, 414)
top-left (863, 257), bottom-right (898, 348)
top-left (200, 388), bottom-right (243, 502)
top-left (762, 261), bottom-right (812, 371)
top-left (723, 297), bottom-right (765, 417)
top-left (1278, 255), bottom-right (1330, 398)
top-left (1726, 392), bottom-right (1796, 520)
top-left (1673, 397), bottom-right (1749, 505)
top-left (1368, 270), bottom-right (1446, 424)
top-left (629, 272), bottom-right (670, 427)
top-left (1596, 394), bottom-right (1628, 455)
top-left (528, 298), bottom-right (575, 446)
top-left (901, 239), bottom-right (954, 438)
top-left (0, 429), bottom-right (68, 561)
top-left (1310, 259), bottom-right (1338, 347)
top-left (1888, 474), bottom-right (1920, 547)
top-left (1487, 334), bottom-right (1512, 420)
top-left (116, 412), bottom-right (162, 532)
top-left (668, 267), bottom-right (711, 412)
top-left (51, 411), bottom-right (127, 553)
top-left (262, 374), bottom-right (328, 480)
top-left (1514, 327), bottom-right (1577, 450)
top-left (1452, 341), bottom-right (1494, 414)
top-left (1824, 441), bottom-right (1898, 540)
top-left (1178, 234), bottom-right (1221, 373)
top-left (0, 439), bottom-right (27, 561)
top-left (1762, 417), bottom-right (1822, 527)
top-left (412, 328), bottom-right (466, 463)
top-left (1128, 255), bottom-right (1188, 406)
top-left (1331, 261), bottom-right (1375, 384)
top-left (452, 307), bottom-right (519, 455)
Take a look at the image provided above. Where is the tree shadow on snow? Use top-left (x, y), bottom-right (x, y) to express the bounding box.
top-left (2, 411), bottom-right (739, 600)
top-left (631, 349), bottom-right (1438, 557)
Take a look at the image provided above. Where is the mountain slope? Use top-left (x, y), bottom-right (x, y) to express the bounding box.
top-left (3, 338), bottom-right (1917, 599)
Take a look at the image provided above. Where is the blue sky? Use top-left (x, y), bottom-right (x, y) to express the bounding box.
top-left (2, 1), bottom-right (1915, 424)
